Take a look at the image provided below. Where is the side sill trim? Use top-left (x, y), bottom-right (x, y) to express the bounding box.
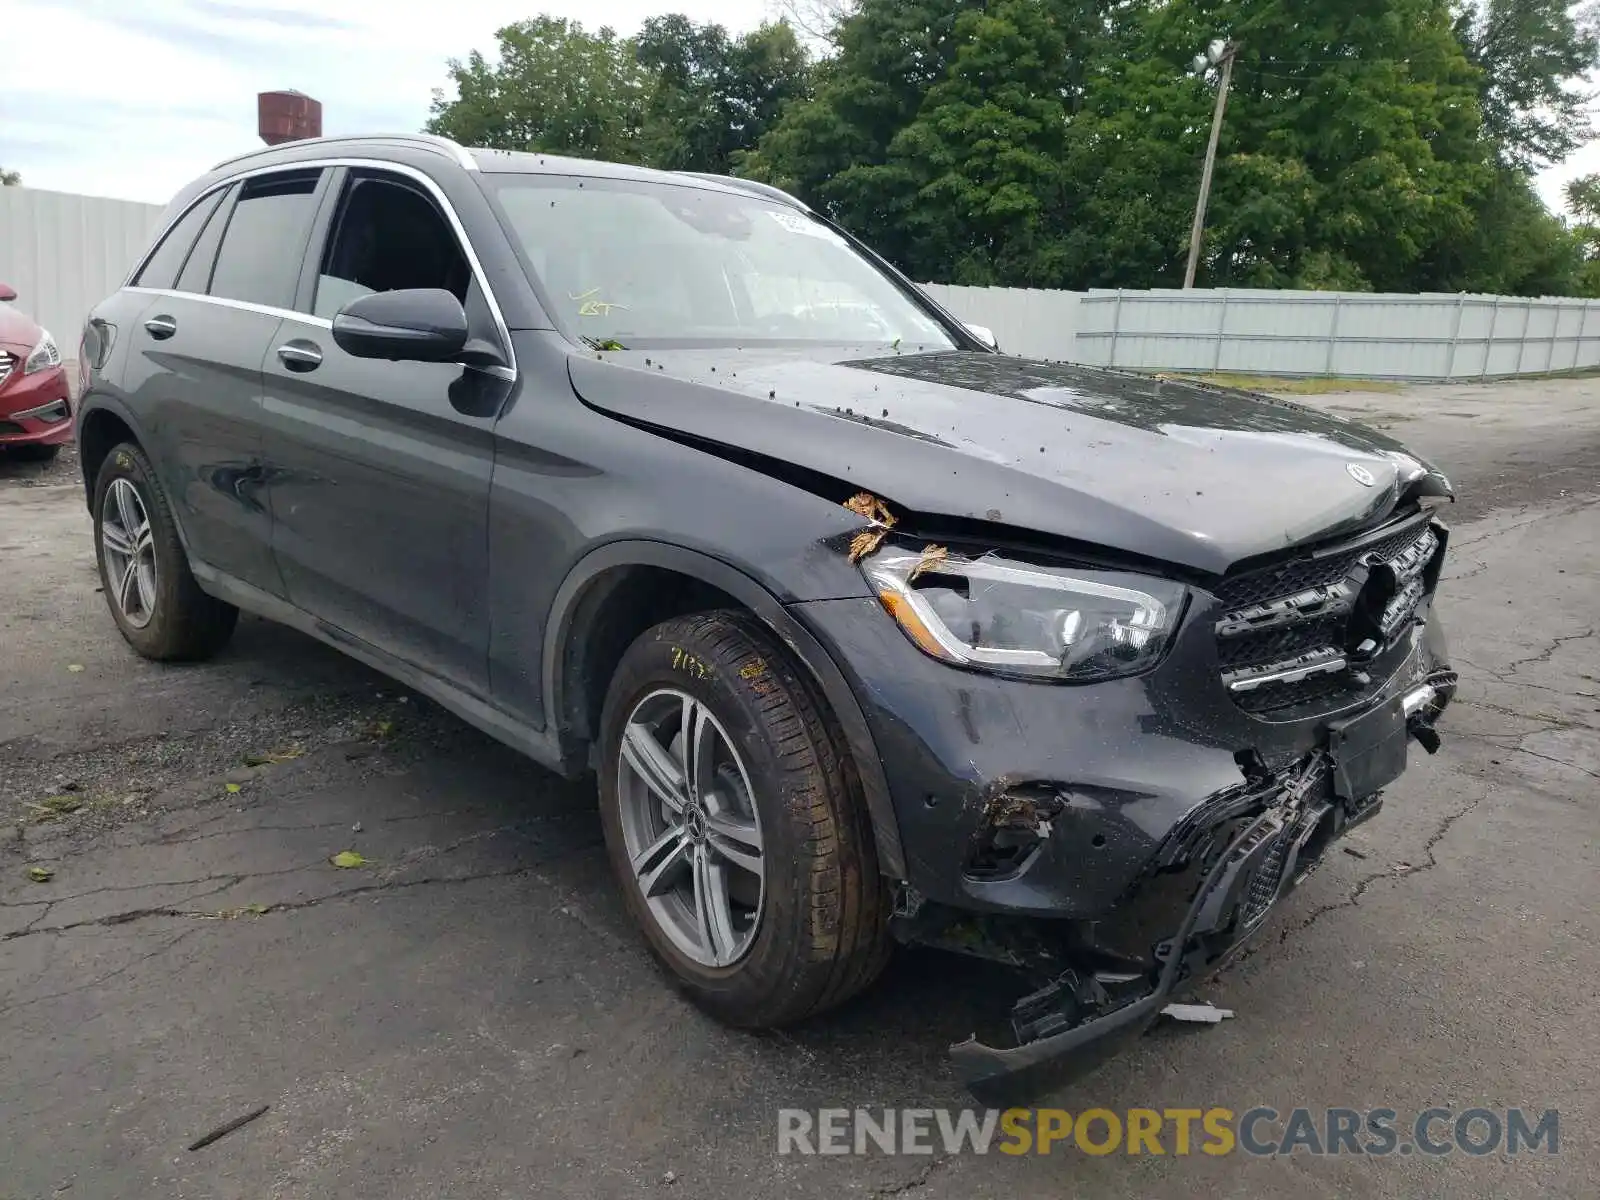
top-left (189, 561), bottom-right (581, 777)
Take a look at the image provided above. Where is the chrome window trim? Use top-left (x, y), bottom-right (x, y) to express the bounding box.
top-left (123, 157), bottom-right (516, 380)
top-left (125, 287), bottom-right (332, 328)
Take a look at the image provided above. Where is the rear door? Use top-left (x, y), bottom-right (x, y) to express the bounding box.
top-left (258, 166), bottom-right (510, 694)
top-left (127, 168), bottom-right (328, 592)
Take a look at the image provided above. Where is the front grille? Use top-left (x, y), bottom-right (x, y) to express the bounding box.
top-left (1241, 829), bottom-right (1290, 926)
top-left (1214, 515), bottom-right (1443, 718)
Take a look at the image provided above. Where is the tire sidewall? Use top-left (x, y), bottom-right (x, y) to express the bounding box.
top-left (92, 444), bottom-right (189, 654)
top-left (598, 619), bottom-right (834, 1015)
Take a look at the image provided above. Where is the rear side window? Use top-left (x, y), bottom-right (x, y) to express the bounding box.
top-left (174, 184), bottom-right (236, 295)
top-left (132, 189), bottom-right (226, 290)
top-left (209, 171), bottom-right (321, 309)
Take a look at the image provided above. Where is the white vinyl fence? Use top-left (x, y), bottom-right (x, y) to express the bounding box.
top-left (925, 284), bottom-right (1600, 381)
top-left (0, 186), bottom-right (164, 347)
top-left (3, 185), bottom-right (1599, 382)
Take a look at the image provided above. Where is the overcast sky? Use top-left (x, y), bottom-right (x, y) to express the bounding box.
top-left (1, 0), bottom-right (765, 204)
top-left (2, 0), bottom-right (1595, 214)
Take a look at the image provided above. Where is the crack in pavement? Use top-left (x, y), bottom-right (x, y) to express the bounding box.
top-left (149, 808), bottom-right (490, 847)
top-left (1452, 698), bottom-right (1600, 734)
top-left (0, 927), bottom-right (204, 1018)
top-left (4, 866), bottom-right (540, 944)
top-left (2, 835), bottom-right (604, 947)
top-left (1447, 498), bottom-right (1596, 550)
top-left (869, 1155), bottom-right (954, 1197)
top-left (1512, 746), bottom-right (1600, 780)
top-left (1231, 781), bottom-right (1494, 972)
top-left (1503, 628), bottom-right (1597, 677)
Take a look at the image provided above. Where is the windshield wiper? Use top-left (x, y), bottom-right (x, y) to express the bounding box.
top-left (581, 336), bottom-right (628, 352)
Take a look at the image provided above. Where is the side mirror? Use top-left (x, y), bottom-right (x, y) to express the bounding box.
top-left (332, 288), bottom-right (469, 363)
top-left (964, 322), bottom-right (998, 351)
top-left (0, 283), bottom-right (17, 303)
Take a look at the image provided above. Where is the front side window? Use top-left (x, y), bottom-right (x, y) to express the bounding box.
top-left (209, 171), bottom-right (321, 309)
top-left (488, 176), bottom-right (955, 350)
top-left (132, 189), bottom-right (226, 291)
top-left (312, 176), bottom-right (471, 320)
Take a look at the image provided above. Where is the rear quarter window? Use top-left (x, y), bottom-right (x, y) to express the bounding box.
top-left (131, 189), bottom-right (226, 291)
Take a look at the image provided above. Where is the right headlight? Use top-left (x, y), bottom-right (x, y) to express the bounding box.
top-left (860, 547), bottom-right (1187, 682)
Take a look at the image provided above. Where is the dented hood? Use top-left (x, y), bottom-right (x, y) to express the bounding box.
top-left (566, 347), bottom-right (1448, 575)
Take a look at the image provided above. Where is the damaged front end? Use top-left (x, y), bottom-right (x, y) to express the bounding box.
top-left (892, 667), bottom-right (1457, 1098)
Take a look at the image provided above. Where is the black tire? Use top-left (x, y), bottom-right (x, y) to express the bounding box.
top-left (598, 610), bottom-right (892, 1028)
top-left (92, 441), bottom-right (238, 660)
top-left (9, 442), bottom-right (61, 462)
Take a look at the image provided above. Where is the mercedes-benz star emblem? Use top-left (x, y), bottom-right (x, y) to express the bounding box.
top-left (1346, 463), bottom-right (1377, 487)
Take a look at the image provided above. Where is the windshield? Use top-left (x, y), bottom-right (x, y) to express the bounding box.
top-left (488, 175), bottom-right (956, 350)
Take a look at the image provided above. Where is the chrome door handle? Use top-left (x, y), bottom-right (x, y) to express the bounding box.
top-left (143, 314), bottom-right (177, 339)
top-left (276, 341), bottom-right (323, 372)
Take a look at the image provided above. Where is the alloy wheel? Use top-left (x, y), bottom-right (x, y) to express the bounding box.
top-left (101, 477), bottom-right (158, 629)
top-left (616, 688), bottom-right (766, 967)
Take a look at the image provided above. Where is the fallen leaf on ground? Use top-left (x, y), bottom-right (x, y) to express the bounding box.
top-left (329, 850), bottom-right (369, 869)
top-left (27, 866), bottom-right (54, 882)
top-left (225, 782), bottom-right (242, 794)
top-left (67, 664), bottom-right (85, 673)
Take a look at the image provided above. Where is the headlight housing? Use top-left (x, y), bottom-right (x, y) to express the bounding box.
top-left (24, 330), bottom-right (61, 375)
top-left (860, 546), bottom-right (1187, 682)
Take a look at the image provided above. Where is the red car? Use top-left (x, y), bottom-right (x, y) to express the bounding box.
top-left (0, 282), bottom-right (72, 460)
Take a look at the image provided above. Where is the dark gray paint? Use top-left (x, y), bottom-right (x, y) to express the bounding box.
top-left (73, 136), bottom-right (1457, 1090)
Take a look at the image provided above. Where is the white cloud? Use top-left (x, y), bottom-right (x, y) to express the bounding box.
top-left (0, 0), bottom-right (769, 204)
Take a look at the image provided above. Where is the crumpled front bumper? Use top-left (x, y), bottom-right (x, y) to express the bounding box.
top-left (790, 577), bottom-right (1455, 1096)
top-left (946, 677), bottom-right (1455, 1095)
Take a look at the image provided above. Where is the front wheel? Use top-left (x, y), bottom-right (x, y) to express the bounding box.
top-left (598, 611), bottom-right (891, 1027)
top-left (93, 442), bottom-right (238, 660)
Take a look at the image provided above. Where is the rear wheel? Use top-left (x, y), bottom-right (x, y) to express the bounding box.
top-left (598, 610), bottom-right (891, 1027)
top-left (93, 442), bottom-right (238, 660)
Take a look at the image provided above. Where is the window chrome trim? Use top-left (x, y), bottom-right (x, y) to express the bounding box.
top-left (124, 287), bottom-right (333, 328)
top-left (123, 157), bottom-right (516, 379)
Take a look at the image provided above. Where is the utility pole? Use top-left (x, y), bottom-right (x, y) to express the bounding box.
top-left (1184, 40), bottom-right (1238, 290)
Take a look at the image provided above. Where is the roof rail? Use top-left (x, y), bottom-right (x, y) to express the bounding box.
top-left (673, 171), bottom-right (809, 211)
top-left (210, 133), bottom-right (477, 173)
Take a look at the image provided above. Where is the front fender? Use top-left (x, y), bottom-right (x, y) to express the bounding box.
top-left (543, 539), bottom-right (906, 880)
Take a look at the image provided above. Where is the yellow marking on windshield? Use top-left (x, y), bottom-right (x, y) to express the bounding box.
top-left (569, 287), bottom-right (629, 317)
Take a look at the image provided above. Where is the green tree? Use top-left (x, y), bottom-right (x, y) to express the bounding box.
top-left (1566, 172), bottom-right (1600, 293)
top-left (742, 0), bottom-right (989, 268)
top-left (0, 167), bottom-right (19, 186)
top-left (426, 17), bottom-right (650, 161)
top-left (874, 0), bottom-right (1078, 285)
top-left (1453, 0), bottom-right (1600, 170)
top-left (636, 17), bottom-right (811, 175)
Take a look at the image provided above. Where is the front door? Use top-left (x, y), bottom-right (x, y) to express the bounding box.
top-left (258, 167), bottom-right (511, 694)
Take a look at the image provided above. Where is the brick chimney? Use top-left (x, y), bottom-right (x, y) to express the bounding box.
top-left (258, 91), bottom-right (323, 145)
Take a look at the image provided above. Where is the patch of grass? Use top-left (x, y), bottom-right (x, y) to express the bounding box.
top-left (1184, 373), bottom-right (1407, 395)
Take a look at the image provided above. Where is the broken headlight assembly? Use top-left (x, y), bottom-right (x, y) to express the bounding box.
top-left (861, 547), bottom-right (1187, 682)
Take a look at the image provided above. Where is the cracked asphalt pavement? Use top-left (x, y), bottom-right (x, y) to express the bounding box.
top-left (2, 377), bottom-right (1597, 1198)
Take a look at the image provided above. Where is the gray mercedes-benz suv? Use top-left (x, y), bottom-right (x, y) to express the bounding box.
top-left (76, 133), bottom-right (1456, 1093)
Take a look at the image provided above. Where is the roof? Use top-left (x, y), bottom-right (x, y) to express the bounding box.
top-left (207, 134), bottom-right (806, 209)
